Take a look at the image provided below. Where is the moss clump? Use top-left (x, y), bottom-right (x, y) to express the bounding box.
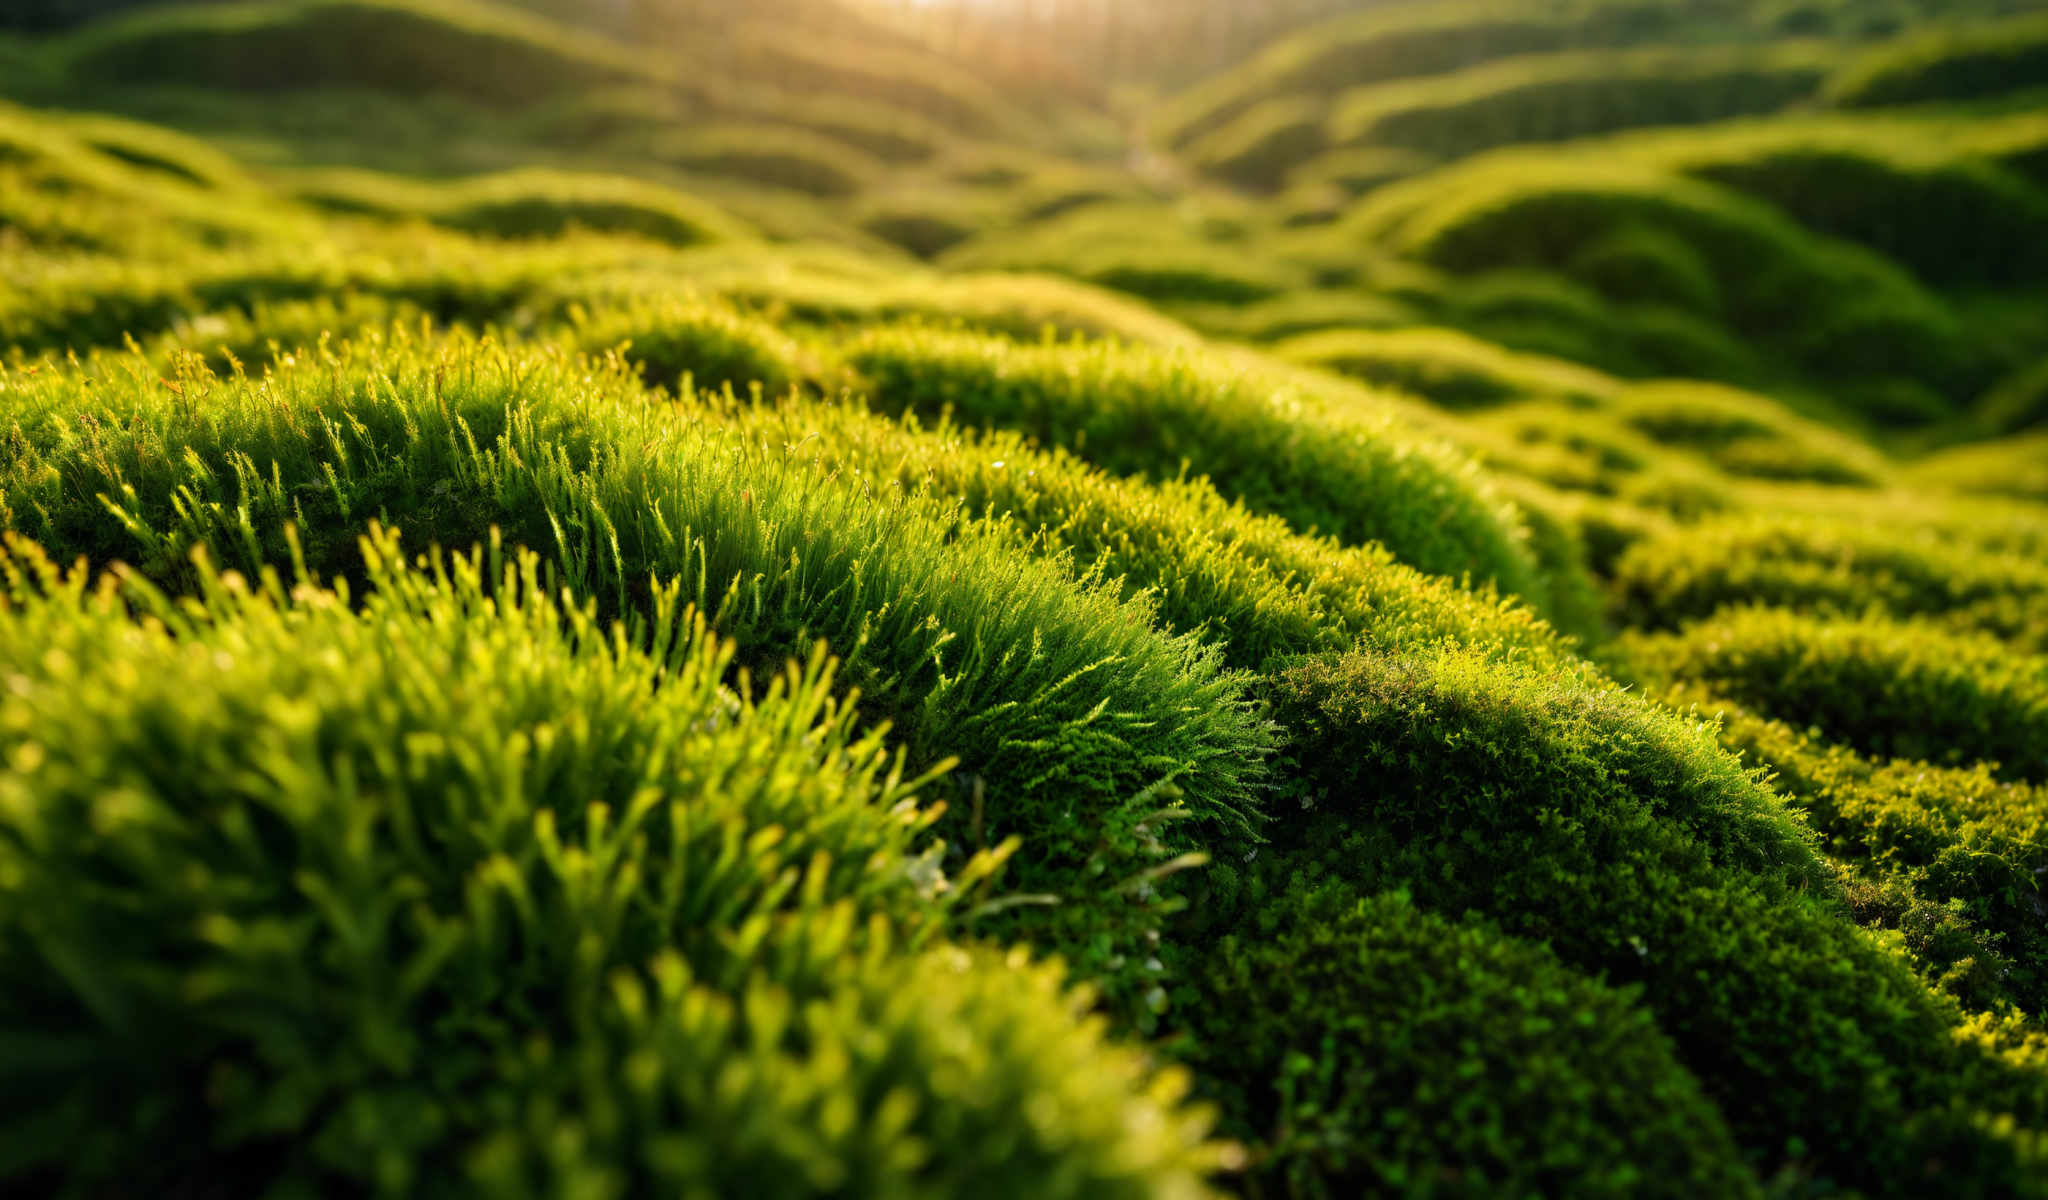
top-left (0, 532), bottom-right (1222, 1198)
top-left (0, 341), bottom-right (1275, 1016)
top-left (1274, 325), bottom-right (1618, 411)
top-left (1613, 516), bottom-right (2048, 651)
top-left (1183, 886), bottom-right (1759, 1198)
top-left (1625, 608), bottom-right (2048, 781)
top-left (843, 327), bottom-right (1555, 614)
top-left (573, 297), bottom-right (811, 396)
top-left (1254, 645), bottom-right (2043, 1196)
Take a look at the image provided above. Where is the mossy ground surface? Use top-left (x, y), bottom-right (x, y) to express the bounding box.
top-left (3, 1), bottom-right (2048, 1196)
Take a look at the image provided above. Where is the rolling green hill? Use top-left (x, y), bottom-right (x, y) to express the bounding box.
top-left (3, 1), bottom-right (2048, 1196)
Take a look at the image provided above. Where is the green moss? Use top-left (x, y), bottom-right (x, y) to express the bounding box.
top-left (1184, 96), bottom-right (1328, 191)
top-left (1183, 886), bottom-right (1759, 1198)
top-left (1684, 689), bottom-right (2048, 1014)
top-left (0, 532), bottom-right (1221, 1197)
top-left (1275, 325), bottom-right (1618, 410)
top-left (731, 398), bottom-right (1576, 670)
top-left (842, 327), bottom-right (1556, 613)
top-left (1980, 355), bottom-right (2048, 434)
top-left (1908, 431), bottom-right (2048, 504)
top-left (1329, 43), bottom-right (1829, 164)
top-left (572, 297), bottom-right (810, 397)
top-left (1255, 644), bottom-right (2044, 1195)
top-left (1353, 157), bottom-right (1983, 404)
top-left (1614, 516), bottom-right (2048, 651)
top-left (1616, 381), bottom-right (1889, 486)
top-left (1625, 608), bottom-right (2048, 781)
top-left (1829, 13), bottom-right (2048, 108)
top-left (57, 0), bottom-right (646, 109)
top-left (0, 340), bottom-right (1276, 1016)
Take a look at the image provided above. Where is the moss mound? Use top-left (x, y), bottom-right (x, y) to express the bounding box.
top-left (1626, 608), bottom-right (2048, 781)
top-left (0, 531), bottom-right (1221, 1197)
top-left (1255, 644), bottom-right (2043, 1195)
top-left (842, 327), bottom-right (1556, 612)
top-left (1184, 886), bottom-right (1758, 1198)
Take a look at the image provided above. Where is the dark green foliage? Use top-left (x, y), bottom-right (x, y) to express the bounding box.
top-left (58, 0), bottom-right (640, 108)
top-left (0, 532), bottom-right (1221, 1197)
top-left (1256, 645), bottom-right (2046, 1196)
top-left (1182, 886), bottom-right (1759, 1198)
top-left (1695, 693), bottom-right (2048, 1014)
top-left (1626, 609), bottom-right (2048, 781)
top-left (843, 328), bottom-right (1556, 613)
top-left (1980, 354), bottom-right (2048, 434)
top-left (1830, 13), bottom-right (2048, 107)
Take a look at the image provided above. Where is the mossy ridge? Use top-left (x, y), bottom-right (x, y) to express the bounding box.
top-left (841, 326), bottom-right (1561, 618)
top-left (1614, 515), bottom-right (2048, 652)
top-left (1250, 644), bottom-right (2048, 1196)
top-left (1624, 608), bottom-right (2048, 782)
top-left (0, 339), bottom-right (1276, 1017)
top-left (1828, 11), bottom-right (2048, 108)
top-left (1671, 684), bottom-right (2048, 1017)
top-left (1182, 886), bottom-right (1761, 1198)
top-left (727, 396), bottom-right (1579, 669)
top-left (1273, 325), bottom-right (1621, 411)
top-left (0, 529), bottom-right (1223, 1198)
top-left (1351, 156), bottom-right (1987, 405)
top-left (1324, 41), bottom-right (1833, 167)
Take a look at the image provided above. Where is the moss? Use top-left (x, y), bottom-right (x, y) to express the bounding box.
top-left (1613, 516), bottom-right (2048, 651)
top-left (0, 533), bottom-right (1222, 1198)
top-left (843, 327), bottom-right (1556, 614)
top-left (1255, 645), bottom-right (2043, 1196)
top-left (1829, 13), bottom-right (2048, 108)
top-left (572, 297), bottom-right (810, 397)
top-left (57, 0), bottom-right (645, 109)
top-left (1624, 608), bottom-right (2048, 781)
top-left (1182, 886), bottom-right (1759, 1198)
top-left (0, 340), bottom-right (1276, 1018)
top-left (1275, 325), bottom-right (1618, 410)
